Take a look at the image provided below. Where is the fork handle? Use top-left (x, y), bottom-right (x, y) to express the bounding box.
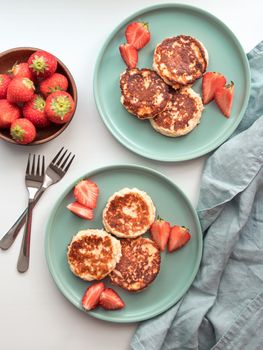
top-left (17, 200), bottom-right (34, 273)
top-left (0, 188), bottom-right (45, 250)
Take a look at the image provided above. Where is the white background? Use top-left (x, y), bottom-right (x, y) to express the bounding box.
top-left (0, 1), bottom-right (261, 349)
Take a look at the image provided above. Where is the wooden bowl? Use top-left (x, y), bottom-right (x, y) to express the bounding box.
top-left (0, 47), bottom-right (77, 145)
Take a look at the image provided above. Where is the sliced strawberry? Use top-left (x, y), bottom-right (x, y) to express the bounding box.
top-left (202, 72), bottom-right (226, 104)
top-left (168, 225), bottom-right (191, 253)
top-left (119, 43), bottom-right (138, 69)
top-left (73, 179), bottom-right (99, 209)
top-left (150, 218), bottom-right (170, 251)
top-left (82, 282), bottom-right (105, 311)
top-left (99, 288), bottom-right (125, 310)
top-left (125, 22), bottom-right (150, 50)
top-left (214, 82), bottom-right (235, 118)
top-left (67, 201), bottom-right (94, 220)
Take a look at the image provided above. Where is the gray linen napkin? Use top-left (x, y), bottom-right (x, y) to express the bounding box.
top-left (131, 41), bottom-right (263, 350)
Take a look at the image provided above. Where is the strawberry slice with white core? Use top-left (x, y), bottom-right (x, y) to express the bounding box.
top-left (168, 225), bottom-right (191, 253)
top-left (119, 43), bottom-right (138, 69)
top-left (73, 179), bottom-right (99, 209)
top-left (82, 282), bottom-right (105, 311)
top-left (99, 288), bottom-right (125, 310)
top-left (67, 201), bottom-right (93, 220)
top-left (150, 218), bottom-right (171, 251)
top-left (202, 72), bottom-right (226, 104)
top-left (125, 22), bottom-right (151, 50)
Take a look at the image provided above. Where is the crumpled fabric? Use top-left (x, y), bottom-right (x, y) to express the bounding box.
top-left (131, 41), bottom-right (263, 350)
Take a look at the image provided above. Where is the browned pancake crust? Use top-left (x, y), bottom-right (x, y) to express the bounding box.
top-left (68, 234), bottom-right (114, 280)
top-left (154, 35), bottom-right (207, 86)
top-left (104, 192), bottom-right (151, 236)
top-left (109, 237), bottom-right (161, 292)
top-left (153, 90), bottom-right (198, 130)
top-left (120, 68), bottom-right (171, 119)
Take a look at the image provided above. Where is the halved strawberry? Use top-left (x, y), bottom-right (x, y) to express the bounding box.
top-left (82, 282), bottom-right (105, 311)
top-left (202, 72), bottom-right (226, 104)
top-left (119, 43), bottom-right (138, 69)
top-left (99, 288), bottom-right (125, 310)
top-left (73, 179), bottom-right (99, 209)
top-left (125, 22), bottom-right (150, 50)
top-left (168, 225), bottom-right (191, 253)
top-left (67, 201), bottom-right (93, 220)
top-left (214, 82), bottom-right (234, 118)
top-left (150, 218), bottom-right (170, 251)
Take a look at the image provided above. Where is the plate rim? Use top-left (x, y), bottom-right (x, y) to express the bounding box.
top-left (45, 163), bottom-right (203, 323)
top-left (93, 3), bottom-right (251, 162)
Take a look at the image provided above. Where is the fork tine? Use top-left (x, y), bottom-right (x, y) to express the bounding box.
top-left (63, 154), bottom-right (75, 173)
top-left (60, 152), bottom-right (71, 170)
top-left (51, 147), bottom-right (64, 164)
top-left (26, 154), bottom-right (31, 175)
top-left (41, 156), bottom-right (45, 176)
top-left (36, 155), bottom-right (40, 176)
top-left (55, 148), bottom-right (68, 166)
top-left (31, 154), bottom-right (36, 175)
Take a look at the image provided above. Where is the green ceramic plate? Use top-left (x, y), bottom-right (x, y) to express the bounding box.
top-left (93, 4), bottom-right (250, 161)
top-left (45, 165), bottom-right (202, 323)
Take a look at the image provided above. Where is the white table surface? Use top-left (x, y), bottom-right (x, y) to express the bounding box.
top-left (0, 1), bottom-right (261, 349)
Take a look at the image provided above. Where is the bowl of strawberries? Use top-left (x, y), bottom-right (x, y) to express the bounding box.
top-left (0, 47), bottom-right (77, 145)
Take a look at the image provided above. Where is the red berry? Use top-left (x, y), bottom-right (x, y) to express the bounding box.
top-left (150, 218), bottom-right (171, 251)
top-left (202, 72), bottom-right (226, 104)
top-left (82, 282), bottom-right (105, 311)
top-left (125, 22), bottom-right (151, 50)
top-left (214, 82), bottom-right (235, 118)
top-left (45, 91), bottom-right (75, 124)
top-left (168, 225), bottom-right (191, 253)
top-left (10, 118), bottom-right (36, 144)
top-left (23, 94), bottom-right (50, 128)
top-left (0, 74), bottom-right (11, 99)
top-left (0, 99), bottom-right (20, 128)
top-left (28, 50), bottom-right (57, 79)
top-left (99, 288), bottom-right (125, 310)
top-left (10, 62), bottom-right (34, 81)
top-left (73, 179), bottom-right (99, 209)
top-left (67, 202), bottom-right (94, 220)
top-left (119, 43), bottom-right (138, 69)
top-left (40, 73), bottom-right (68, 98)
top-left (7, 77), bottom-right (35, 103)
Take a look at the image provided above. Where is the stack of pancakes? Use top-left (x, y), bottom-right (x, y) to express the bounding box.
top-left (120, 35), bottom-right (208, 137)
top-left (67, 188), bottom-right (161, 292)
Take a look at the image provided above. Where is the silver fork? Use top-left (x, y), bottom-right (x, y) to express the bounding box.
top-left (17, 154), bottom-right (45, 273)
top-left (0, 148), bottom-right (75, 251)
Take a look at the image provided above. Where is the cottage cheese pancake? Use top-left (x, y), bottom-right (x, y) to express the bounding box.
top-left (120, 68), bottom-right (171, 119)
top-left (153, 35), bottom-right (208, 89)
top-left (109, 237), bottom-right (161, 292)
top-left (103, 188), bottom-right (156, 238)
top-left (150, 87), bottom-right (204, 137)
top-left (67, 229), bottom-right (122, 281)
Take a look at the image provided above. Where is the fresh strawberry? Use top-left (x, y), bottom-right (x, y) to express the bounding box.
top-left (45, 91), bottom-right (75, 124)
top-left (202, 72), bottom-right (226, 104)
top-left (119, 43), bottom-right (138, 69)
top-left (73, 179), bottom-right (99, 209)
top-left (0, 74), bottom-right (11, 99)
top-left (125, 22), bottom-right (150, 50)
top-left (10, 118), bottom-right (36, 144)
top-left (214, 82), bottom-right (235, 118)
top-left (168, 225), bottom-right (191, 253)
top-left (9, 62), bottom-right (34, 81)
top-left (23, 94), bottom-right (50, 128)
top-left (0, 100), bottom-right (20, 128)
top-left (150, 218), bottom-right (171, 251)
top-left (28, 50), bottom-right (57, 79)
top-left (82, 282), bottom-right (105, 311)
top-left (7, 77), bottom-right (35, 103)
top-left (40, 73), bottom-right (68, 98)
top-left (99, 288), bottom-right (125, 310)
top-left (67, 202), bottom-right (94, 220)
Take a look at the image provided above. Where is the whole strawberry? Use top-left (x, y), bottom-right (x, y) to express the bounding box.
top-left (0, 99), bottom-right (20, 128)
top-left (0, 74), bottom-right (11, 99)
top-left (23, 94), bottom-right (50, 128)
top-left (10, 118), bottom-right (36, 144)
top-left (7, 77), bottom-right (35, 103)
top-left (9, 62), bottom-right (34, 81)
top-left (45, 91), bottom-right (75, 124)
top-left (40, 73), bottom-right (68, 97)
top-left (28, 50), bottom-right (57, 79)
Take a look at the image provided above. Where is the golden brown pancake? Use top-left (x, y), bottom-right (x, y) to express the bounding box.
top-left (120, 68), bottom-right (171, 119)
top-left (109, 237), bottom-right (161, 292)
